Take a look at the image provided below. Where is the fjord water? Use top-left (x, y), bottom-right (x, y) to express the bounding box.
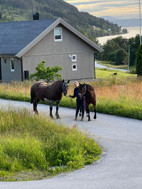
top-left (97, 26), bottom-right (140, 45)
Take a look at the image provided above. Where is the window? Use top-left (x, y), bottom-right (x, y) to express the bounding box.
top-left (72, 63), bottom-right (77, 71)
top-left (54, 27), bottom-right (62, 41)
top-left (10, 58), bottom-right (15, 72)
top-left (4, 58), bottom-right (6, 63)
top-left (72, 55), bottom-right (77, 62)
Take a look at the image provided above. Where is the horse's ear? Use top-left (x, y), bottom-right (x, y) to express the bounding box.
top-left (62, 79), bottom-right (64, 83)
top-left (67, 80), bottom-right (70, 83)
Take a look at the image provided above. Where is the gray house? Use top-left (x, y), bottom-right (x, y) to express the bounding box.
top-left (0, 18), bottom-right (102, 82)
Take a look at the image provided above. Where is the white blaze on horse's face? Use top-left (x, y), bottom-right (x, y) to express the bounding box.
top-left (62, 80), bottom-right (70, 96)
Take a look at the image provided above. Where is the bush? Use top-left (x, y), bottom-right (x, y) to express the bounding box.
top-left (136, 44), bottom-right (142, 76)
top-left (29, 61), bottom-right (62, 82)
top-left (115, 49), bottom-right (127, 65)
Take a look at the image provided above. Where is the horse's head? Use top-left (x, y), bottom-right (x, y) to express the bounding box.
top-left (62, 80), bottom-right (70, 96)
top-left (78, 83), bottom-right (86, 97)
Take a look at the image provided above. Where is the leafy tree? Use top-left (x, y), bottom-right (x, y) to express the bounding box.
top-left (108, 48), bottom-right (127, 65)
top-left (128, 35), bottom-right (139, 66)
top-left (109, 51), bottom-right (116, 62)
top-left (97, 35), bottom-right (139, 68)
top-left (100, 39), bottom-right (120, 60)
top-left (136, 44), bottom-right (142, 76)
top-left (29, 61), bottom-right (62, 82)
top-left (116, 49), bottom-right (127, 65)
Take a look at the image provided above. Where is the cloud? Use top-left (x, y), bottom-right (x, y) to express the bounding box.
top-left (64, 0), bottom-right (139, 19)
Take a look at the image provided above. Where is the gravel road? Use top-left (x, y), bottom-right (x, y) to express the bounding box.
top-left (0, 99), bottom-right (142, 189)
top-left (95, 61), bottom-right (128, 72)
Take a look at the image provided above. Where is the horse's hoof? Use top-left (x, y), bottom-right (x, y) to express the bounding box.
top-left (94, 116), bottom-right (97, 119)
top-left (81, 118), bottom-right (84, 121)
top-left (74, 117), bottom-right (77, 121)
top-left (50, 115), bottom-right (54, 119)
top-left (88, 117), bottom-right (91, 121)
top-left (56, 115), bottom-right (60, 119)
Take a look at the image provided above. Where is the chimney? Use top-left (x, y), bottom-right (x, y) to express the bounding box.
top-left (33, 12), bottom-right (39, 20)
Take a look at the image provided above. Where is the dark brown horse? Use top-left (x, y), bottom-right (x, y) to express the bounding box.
top-left (78, 83), bottom-right (96, 121)
top-left (30, 80), bottom-right (70, 118)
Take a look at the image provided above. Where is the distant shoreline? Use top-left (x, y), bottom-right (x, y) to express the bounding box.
top-left (97, 26), bottom-right (140, 45)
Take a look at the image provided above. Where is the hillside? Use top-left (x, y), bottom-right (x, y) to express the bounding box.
top-left (0, 0), bottom-right (124, 40)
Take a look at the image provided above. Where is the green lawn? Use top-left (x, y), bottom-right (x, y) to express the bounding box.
top-left (95, 68), bottom-right (136, 80)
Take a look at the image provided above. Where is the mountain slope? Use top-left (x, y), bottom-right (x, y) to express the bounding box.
top-left (0, 0), bottom-right (123, 40)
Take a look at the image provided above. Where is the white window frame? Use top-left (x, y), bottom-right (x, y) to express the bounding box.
top-left (72, 54), bottom-right (77, 62)
top-left (54, 27), bottom-right (62, 42)
top-left (72, 63), bottom-right (77, 71)
top-left (10, 58), bottom-right (15, 72)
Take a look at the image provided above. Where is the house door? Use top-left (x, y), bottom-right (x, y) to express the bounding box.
top-left (0, 57), bottom-right (2, 81)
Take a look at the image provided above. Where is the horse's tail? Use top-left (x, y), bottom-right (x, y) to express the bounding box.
top-left (30, 87), bottom-right (34, 104)
top-left (30, 83), bottom-right (37, 104)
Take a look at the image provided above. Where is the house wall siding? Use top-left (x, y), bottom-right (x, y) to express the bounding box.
top-left (1, 58), bottom-right (22, 82)
top-left (22, 24), bottom-right (95, 80)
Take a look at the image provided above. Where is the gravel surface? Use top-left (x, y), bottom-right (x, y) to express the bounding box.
top-left (95, 61), bottom-right (128, 72)
top-left (0, 99), bottom-right (142, 189)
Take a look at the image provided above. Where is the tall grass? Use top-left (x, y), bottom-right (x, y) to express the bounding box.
top-left (96, 80), bottom-right (142, 119)
top-left (0, 109), bottom-right (102, 181)
top-left (0, 69), bottom-right (142, 120)
top-left (0, 81), bottom-right (30, 101)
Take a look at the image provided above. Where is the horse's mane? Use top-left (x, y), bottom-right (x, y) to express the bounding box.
top-left (47, 80), bottom-right (63, 92)
top-left (86, 84), bottom-right (94, 91)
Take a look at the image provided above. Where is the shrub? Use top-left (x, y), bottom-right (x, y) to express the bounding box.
top-left (29, 61), bottom-right (62, 82)
top-left (136, 44), bottom-right (142, 76)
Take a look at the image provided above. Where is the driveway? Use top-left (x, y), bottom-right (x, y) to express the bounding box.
top-left (0, 99), bottom-right (142, 189)
top-left (95, 61), bottom-right (128, 72)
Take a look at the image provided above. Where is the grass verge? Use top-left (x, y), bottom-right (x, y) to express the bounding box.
top-left (0, 109), bottom-right (102, 181)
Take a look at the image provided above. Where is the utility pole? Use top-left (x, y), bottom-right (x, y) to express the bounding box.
top-left (128, 45), bottom-right (130, 71)
top-left (139, 0), bottom-right (142, 44)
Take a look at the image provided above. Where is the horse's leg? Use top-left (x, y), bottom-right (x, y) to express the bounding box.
top-left (94, 103), bottom-right (97, 119)
top-left (55, 101), bottom-right (60, 119)
top-left (86, 103), bottom-right (91, 121)
top-left (81, 102), bottom-right (84, 121)
top-left (75, 101), bottom-right (80, 121)
top-left (33, 98), bottom-right (39, 114)
top-left (49, 100), bottom-right (53, 118)
top-left (79, 108), bottom-right (82, 116)
top-left (81, 97), bottom-right (86, 121)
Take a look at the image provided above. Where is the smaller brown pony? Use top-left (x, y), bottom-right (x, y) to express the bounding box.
top-left (30, 79), bottom-right (70, 118)
top-left (78, 83), bottom-right (96, 121)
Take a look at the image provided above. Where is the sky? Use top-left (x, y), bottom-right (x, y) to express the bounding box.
top-left (64, 0), bottom-right (140, 19)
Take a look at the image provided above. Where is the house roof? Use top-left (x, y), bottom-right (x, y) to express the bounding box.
top-left (0, 18), bottom-right (102, 57)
